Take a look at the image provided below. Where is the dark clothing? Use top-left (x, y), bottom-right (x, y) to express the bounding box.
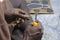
top-left (23, 20), bottom-right (43, 40)
top-left (12, 19), bottom-right (43, 40)
top-left (9, 0), bottom-right (29, 13)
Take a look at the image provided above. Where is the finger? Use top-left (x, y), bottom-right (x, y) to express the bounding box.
top-left (23, 15), bottom-right (30, 18)
top-left (14, 8), bottom-right (28, 15)
top-left (22, 15), bottom-right (30, 20)
top-left (17, 14), bottom-right (30, 20)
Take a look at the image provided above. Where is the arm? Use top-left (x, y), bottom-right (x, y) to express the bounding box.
top-left (0, 1), bottom-right (11, 40)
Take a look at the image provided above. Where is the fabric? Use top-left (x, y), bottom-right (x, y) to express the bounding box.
top-left (11, 19), bottom-right (43, 40)
top-left (11, 20), bottom-right (32, 40)
top-left (9, 0), bottom-right (29, 14)
top-left (23, 20), bottom-right (43, 40)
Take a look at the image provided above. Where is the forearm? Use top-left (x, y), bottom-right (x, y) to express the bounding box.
top-left (0, 23), bottom-right (11, 40)
top-left (0, 14), bottom-right (11, 40)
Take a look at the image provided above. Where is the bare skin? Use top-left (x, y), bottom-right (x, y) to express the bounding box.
top-left (0, 0), bottom-right (30, 40)
top-left (0, 1), bottom-right (11, 40)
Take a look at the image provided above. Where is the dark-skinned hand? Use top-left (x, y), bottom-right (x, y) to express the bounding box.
top-left (4, 8), bottom-right (30, 23)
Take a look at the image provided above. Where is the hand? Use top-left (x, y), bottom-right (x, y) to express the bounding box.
top-left (4, 8), bottom-right (30, 23)
top-left (14, 8), bottom-right (30, 19)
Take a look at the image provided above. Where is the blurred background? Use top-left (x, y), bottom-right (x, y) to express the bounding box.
top-left (25, 0), bottom-right (60, 40)
top-left (26, 0), bottom-right (54, 14)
